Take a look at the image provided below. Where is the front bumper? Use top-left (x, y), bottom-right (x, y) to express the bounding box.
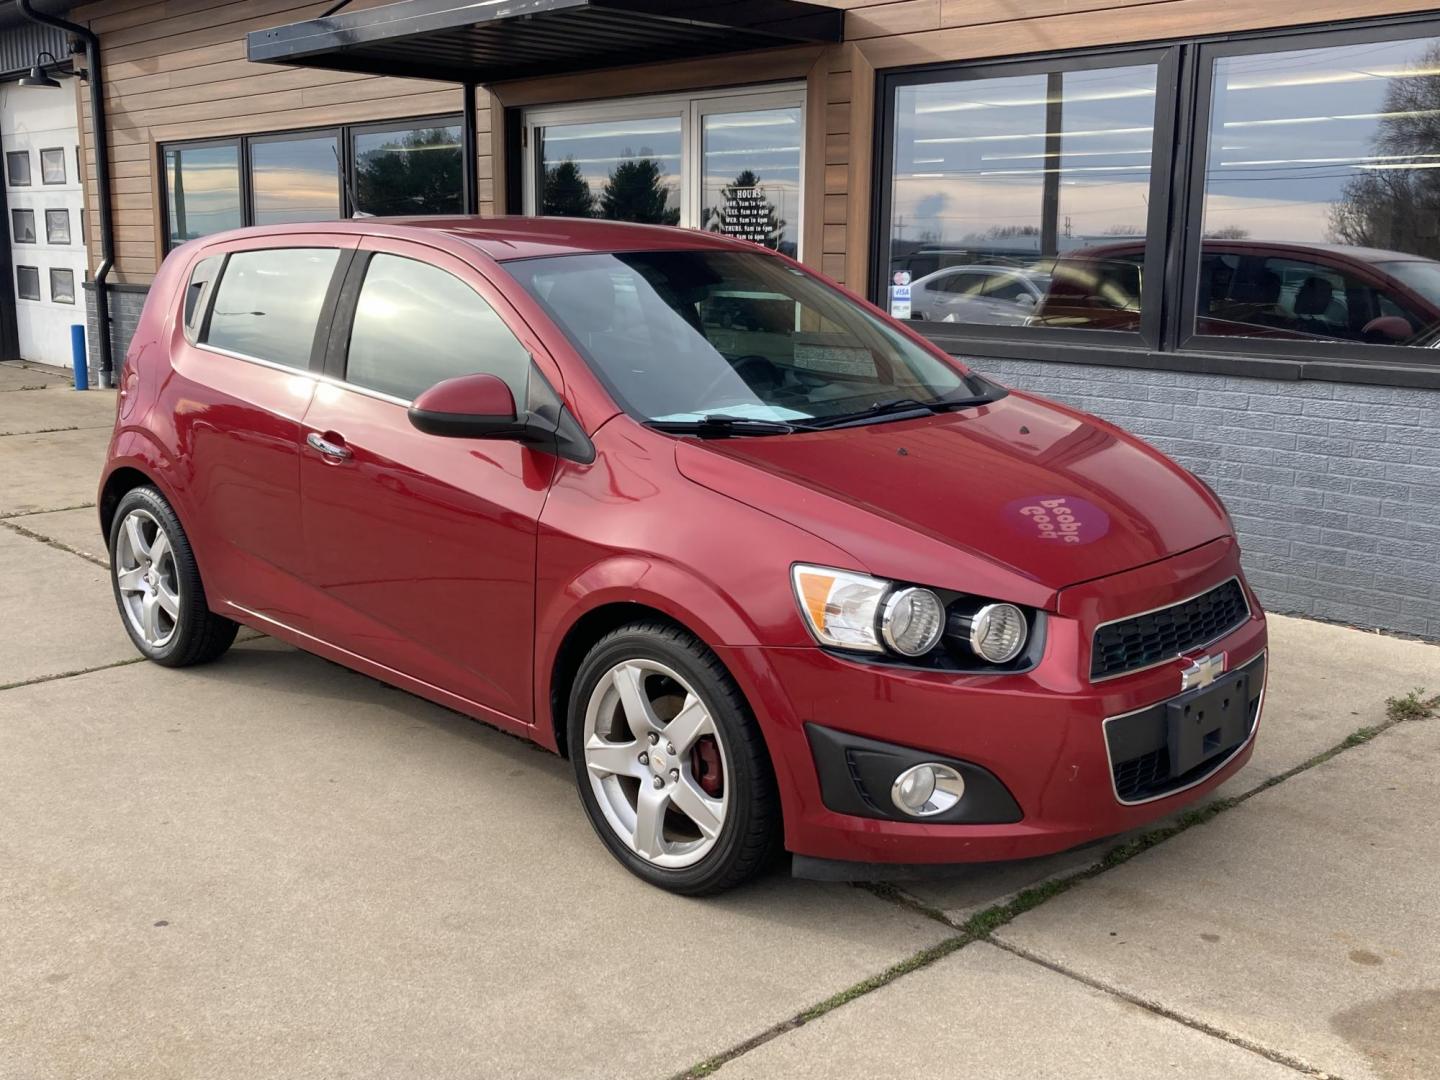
top-left (718, 538), bottom-right (1268, 865)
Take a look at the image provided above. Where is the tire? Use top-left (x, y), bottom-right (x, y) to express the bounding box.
top-left (568, 621), bottom-right (781, 895)
top-left (108, 486), bottom-right (238, 668)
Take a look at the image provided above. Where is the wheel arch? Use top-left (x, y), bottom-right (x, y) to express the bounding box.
top-left (546, 601), bottom-right (695, 759)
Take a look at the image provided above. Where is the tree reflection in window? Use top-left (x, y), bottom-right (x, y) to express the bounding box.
top-left (353, 125), bottom-right (463, 216)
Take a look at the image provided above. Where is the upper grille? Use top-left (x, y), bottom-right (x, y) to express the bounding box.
top-left (1091, 578), bottom-right (1249, 681)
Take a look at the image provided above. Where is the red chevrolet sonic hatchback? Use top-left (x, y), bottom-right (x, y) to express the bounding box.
top-left (100, 217), bottom-right (1267, 894)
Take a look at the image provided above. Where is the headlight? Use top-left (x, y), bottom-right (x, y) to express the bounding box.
top-left (792, 564), bottom-right (1031, 666)
top-left (881, 587), bottom-right (946, 657)
top-left (792, 565), bottom-right (945, 657)
top-left (791, 565), bottom-right (889, 652)
top-left (961, 602), bottom-right (1028, 663)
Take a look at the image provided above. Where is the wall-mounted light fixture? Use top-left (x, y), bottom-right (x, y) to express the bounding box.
top-left (17, 49), bottom-right (86, 89)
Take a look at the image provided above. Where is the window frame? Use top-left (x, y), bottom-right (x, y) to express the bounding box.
top-left (158, 114), bottom-right (465, 255)
top-left (162, 136), bottom-right (245, 250)
top-left (11, 208), bottom-right (36, 245)
top-left (247, 128), bottom-right (343, 227)
top-left (872, 14), bottom-right (1440, 389)
top-left (348, 117), bottom-right (468, 218)
top-left (873, 46), bottom-right (1181, 351)
top-left (16, 265), bottom-right (41, 301)
top-left (39, 147), bottom-right (67, 185)
top-left (521, 84), bottom-right (808, 258)
top-left (6, 150), bottom-right (30, 187)
top-left (45, 208), bottom-right (70, 245)
top-left (49, 267), bottom-right (76, 305)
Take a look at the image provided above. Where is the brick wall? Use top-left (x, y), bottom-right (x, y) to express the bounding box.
top-left (82, 283), bottom-right (146, 388)
top-left (979, 358), bottom-right (1440, 640)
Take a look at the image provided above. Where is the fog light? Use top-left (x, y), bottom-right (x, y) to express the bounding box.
top-left (890, 763), bottom-right (966, 817)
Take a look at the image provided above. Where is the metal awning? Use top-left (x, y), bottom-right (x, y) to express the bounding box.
top-left (247, 0), bottom-right (844, 85)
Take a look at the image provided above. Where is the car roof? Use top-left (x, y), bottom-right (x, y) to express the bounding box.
top-left (188, 215), bottom-right (761, 262)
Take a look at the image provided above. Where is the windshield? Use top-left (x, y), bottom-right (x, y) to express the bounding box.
top-left (503, 250), bottom-right (986, 426)
top-left (1375, 259), bottom-right (1440, 306)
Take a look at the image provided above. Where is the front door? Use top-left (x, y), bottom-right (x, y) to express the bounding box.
top-left (297, 239), bottom-right (556, 728)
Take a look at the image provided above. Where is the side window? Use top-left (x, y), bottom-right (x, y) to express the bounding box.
top-left (204, 248), bottom-right (340, 368)
top-left (345, 253), bottom-right (530, 402)
top-left (182, 255), bottom-right (224, 341)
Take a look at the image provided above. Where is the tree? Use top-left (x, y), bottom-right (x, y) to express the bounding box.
top-left (700, 169), bottom-right (786, 249)
top-left (354, 127), bottom-right (463, 216)
top-left (542, 157), bottom-right (596, 218)
top-left (599, 151), bottom-right (679, 224)
top-left (1329, 45), bottom-right (1440, 258)
top-left (1204, 225), bottom-right (1251, 240)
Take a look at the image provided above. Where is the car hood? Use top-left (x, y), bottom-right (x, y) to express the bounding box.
top-left (673, 390), bottom-right (1230, 605)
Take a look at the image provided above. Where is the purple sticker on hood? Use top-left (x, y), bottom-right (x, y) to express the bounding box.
top-left (1005, 495), bottom-right (1110, 546)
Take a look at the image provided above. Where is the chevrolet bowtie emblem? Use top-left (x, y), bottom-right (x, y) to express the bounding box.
top-left (1180, 652), bottom-right (1227, 691)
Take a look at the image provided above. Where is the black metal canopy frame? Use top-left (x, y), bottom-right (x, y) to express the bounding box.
top-left (247, 0), bottom-right (844, 85)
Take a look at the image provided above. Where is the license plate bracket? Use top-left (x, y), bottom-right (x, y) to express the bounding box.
top-left (1165, 669), bottom-right (1250, 777)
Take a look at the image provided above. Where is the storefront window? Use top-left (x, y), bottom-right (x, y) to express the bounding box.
top-left (886, 62), bottom-right (1159, 332)
top-left (162, 116), bottom-right (463, 250)
top-left (539, 116), bottom-right (682, 223)
top-left (251, 132), bottom-right (341, 225)
top-left (164, 142), bottom-right (243, 246)
top-left (352, 123), bottom-right (463, 216)
top-left (1197, 35), bottom-right (1440, 348)
top-left (700, 107), bottom-right (801, 257)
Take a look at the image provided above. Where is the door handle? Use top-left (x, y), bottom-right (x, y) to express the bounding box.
top-left (306, 431), bottom-right (352, 461)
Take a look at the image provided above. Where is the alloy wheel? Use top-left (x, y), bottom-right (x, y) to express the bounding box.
top-left (113, 507), bottom-right (181, 648)
top-left (582, 659), bottom-right (729, 869)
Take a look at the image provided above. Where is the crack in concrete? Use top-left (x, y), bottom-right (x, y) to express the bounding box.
top-left (0, 519), bottom-right (108, 569)
top-left (989, 938), bottom-right (1341, 1077)
top-left (0, 655), bottom-right (148, 693)
top-left (0, 502), bottom-right (97, 521)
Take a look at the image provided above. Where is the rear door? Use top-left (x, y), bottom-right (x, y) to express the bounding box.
top-left (176, 236), bottom-right (356, 624)
top-left (296, 237), bottom-right (559, 729)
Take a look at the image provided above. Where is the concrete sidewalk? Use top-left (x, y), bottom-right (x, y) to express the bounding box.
top-left (2, 365), bottom-right (1436, 1079)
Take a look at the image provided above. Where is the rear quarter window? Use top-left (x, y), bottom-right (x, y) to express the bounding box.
top-left (182, 255), bottom-right (224, 342)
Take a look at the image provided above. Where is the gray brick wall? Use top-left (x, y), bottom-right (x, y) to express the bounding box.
top-left (978, 358), bottom-right (1440, 641)
top-left (82, 284), bottom-right (148, 388)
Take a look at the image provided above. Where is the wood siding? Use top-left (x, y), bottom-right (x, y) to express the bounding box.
top-left (72, 0), bottom-right (1440, 286)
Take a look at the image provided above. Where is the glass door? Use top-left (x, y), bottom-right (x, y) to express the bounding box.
top-left (523, 85), bottom-right (805, 257)
top-left (697, 92), bottom-right (802, 257)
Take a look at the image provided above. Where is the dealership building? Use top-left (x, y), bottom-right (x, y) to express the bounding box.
top-left (2, 0), bottom-right (1439, 639)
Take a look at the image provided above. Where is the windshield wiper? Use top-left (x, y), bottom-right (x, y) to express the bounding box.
top-left (645, 414), bottom-right (811, 438)
top-left (806, 393), bottom-right (996, 430)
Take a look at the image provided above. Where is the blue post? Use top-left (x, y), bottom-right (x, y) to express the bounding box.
top-left (70, 324), bottom-right (89, 391)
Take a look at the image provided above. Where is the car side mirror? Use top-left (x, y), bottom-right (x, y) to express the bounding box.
top-left (408, 372), bottom-right (524, 439)
top-left (1360, 315), bottom-right (1412, 343)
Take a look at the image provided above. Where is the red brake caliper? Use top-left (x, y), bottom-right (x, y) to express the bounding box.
top-left (691, 736), bottom-right (723, 797)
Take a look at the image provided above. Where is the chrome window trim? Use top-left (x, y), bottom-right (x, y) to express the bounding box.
top-left (1089, 574), bottom-right (1251, 684)
top-left (193, 342), bottom-right (413, 408)
top-left (1102, 648), bottom-right (1267, 807)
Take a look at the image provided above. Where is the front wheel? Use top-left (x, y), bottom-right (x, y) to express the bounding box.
top-left (568, 622), bottom-right (780, 895)
top-left (109, 486), bottom-right (238, 667)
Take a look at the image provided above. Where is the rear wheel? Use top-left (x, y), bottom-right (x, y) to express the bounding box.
top-left (109, 486), bottom-right (237, 667)
top-left (568, 622), bottom-right (780, 895)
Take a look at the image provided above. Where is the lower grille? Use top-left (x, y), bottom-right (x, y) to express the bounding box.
top-left (1091, 577), bottom-right (1250, 681)
top-left (1106, 652), bottom-right (1265, 803)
